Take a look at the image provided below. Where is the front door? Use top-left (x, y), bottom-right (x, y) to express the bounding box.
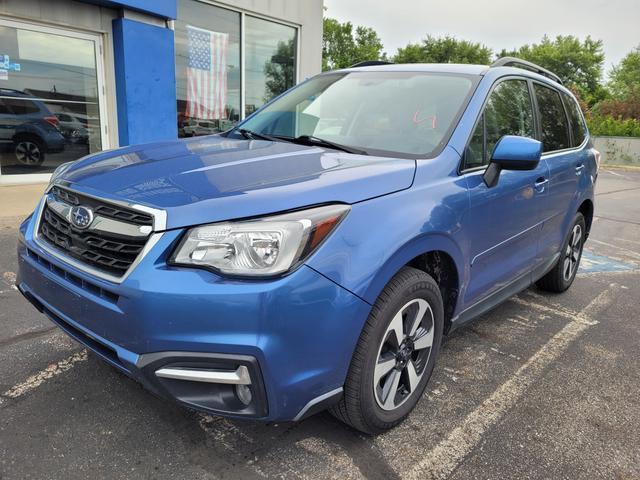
top-left (461, 77), bottom-right (549, 308)
top-left (0, 18), bottom-right (109, 183)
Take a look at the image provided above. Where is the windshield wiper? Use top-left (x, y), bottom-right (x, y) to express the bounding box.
top-left (237, 129), bottom-right (367, 155)
top-left (289, 135), bottom-right (368, 155)
top-left (237, 128), bottom-right (283, 142)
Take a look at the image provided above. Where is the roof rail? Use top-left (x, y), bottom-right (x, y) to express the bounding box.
top-left (491, 57), bottom-right (563, 85)
top-left (349, 60), bottom-right (393, 68)
top-left (0, 88), bottom-right (26, 94)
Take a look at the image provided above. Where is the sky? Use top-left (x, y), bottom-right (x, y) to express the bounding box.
top-left (323, 0), bottom-right (640, 73)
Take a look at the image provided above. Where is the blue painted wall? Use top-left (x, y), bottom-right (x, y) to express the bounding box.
top-left (82, 0), bottom-right (176, 19)
top-left (112, 18), bottom-right (178, 146)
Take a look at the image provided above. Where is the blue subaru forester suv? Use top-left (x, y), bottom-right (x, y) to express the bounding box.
top-left (17, 58), bottom-right (598, 434)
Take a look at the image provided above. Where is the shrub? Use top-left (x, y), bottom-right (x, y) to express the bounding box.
top-left (587, 115), bottom-right (640, 137)
top-left (596, 87), bottom-right (640, 120)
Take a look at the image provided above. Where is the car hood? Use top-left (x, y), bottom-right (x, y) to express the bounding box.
top-left (59, 135), bottom-right (416, 230)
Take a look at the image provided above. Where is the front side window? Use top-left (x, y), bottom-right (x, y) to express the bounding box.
top-left (464, 79), bottom-right (535, 169)
top-left (534, 84), bottom-right (570, 152)
top-left (237, 72), bottom-right (477, 158)
top-left (2, 97), bottom-right (40, 114)
top-left (561, 92), bottom-right (587, 146)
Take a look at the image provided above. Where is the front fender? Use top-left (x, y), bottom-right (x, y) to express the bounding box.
top-left (360, 232), bottom-right (466, 306)
top-left (306, 154), bottom-right (469, 314)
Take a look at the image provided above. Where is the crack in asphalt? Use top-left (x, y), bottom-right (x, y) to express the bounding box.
top-left (0, 326), bottom-right (57, 348)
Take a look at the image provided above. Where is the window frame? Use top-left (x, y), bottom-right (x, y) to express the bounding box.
top-left (460, 76), bottom-right (590, 175)
top-left (459, 75), bottom-right (537, 174)
top-left (530, 80), bottom-right (577, 155)
top-left (559, 91), bottom-right (589, 149)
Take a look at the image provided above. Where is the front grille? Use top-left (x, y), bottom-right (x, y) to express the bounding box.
top-left (38, 188), bottom-right (152, 277)
top-left (51, 186), bottom-right (153, 226)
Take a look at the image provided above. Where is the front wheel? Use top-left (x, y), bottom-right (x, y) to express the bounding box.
top-left (330, 267), bottom-right (444, 434)
top-left (536, 212), bottom-right (586, 292)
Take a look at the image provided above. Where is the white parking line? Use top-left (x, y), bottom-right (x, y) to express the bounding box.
top-left (1, 271), bottom-right (18, 293)
top-left (1, 350), bottom-right (88, 402)
top-left (2, 271), bottom-right (17, 286)
top-left (614, 237), bottom-right (640, 246)
top-left (589, 239), bottom-right (640, 259)
top-left (603, 169), bottom-right (626, 178)
top-left (510, 297), bottom-right (597, 326)
top-left (404, 287), bottom-right (613, 480)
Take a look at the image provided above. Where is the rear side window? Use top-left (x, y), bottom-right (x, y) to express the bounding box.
top-left (561, 92), bottom-right (587, 146)
top-left (0, 99), bottom-right (11, 114)
top-left (1, 97), bottom-right (40, 115)
top-left (534, 84), bottom-right (570, 152)
top-left (464, 79), bottom-right (535, 169)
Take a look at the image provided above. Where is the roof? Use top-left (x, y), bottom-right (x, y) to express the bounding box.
top-left (337, 63), bottom-right (489, 75)
top-left (333, 61), bottom-right (571, 95)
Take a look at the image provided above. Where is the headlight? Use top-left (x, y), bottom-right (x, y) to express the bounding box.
top-left (170, 204), bottom-right (350, 277)
top-left (48, 161), bottom-right (75, 186)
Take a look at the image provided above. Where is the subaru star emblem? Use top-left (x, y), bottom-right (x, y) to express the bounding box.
top-left (70, 206), bottom-right (94, 229)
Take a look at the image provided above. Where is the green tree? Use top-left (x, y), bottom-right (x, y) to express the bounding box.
top-left (498, 35), bottom-right (605, 104)
top-left (394, 35), bottom-right (492, 65)
top-left (608, 45), bottom-right (640, 99)
top-left (322, 17), bottom-right (384, 71)
top-left (264, 39), bottom-right (296, 102)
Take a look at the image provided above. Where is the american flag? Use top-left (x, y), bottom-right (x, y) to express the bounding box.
top-left (186, 25), bottom-right (229, 120)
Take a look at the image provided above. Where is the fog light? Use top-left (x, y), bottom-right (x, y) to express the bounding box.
top-left (235, 384), bottom-right (253, 406)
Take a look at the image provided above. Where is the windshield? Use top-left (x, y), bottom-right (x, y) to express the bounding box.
top-left (233, 71), bottom-right (477, 158)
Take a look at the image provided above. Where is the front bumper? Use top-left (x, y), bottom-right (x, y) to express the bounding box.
top-left (17, 212), bottom-right (371, 421)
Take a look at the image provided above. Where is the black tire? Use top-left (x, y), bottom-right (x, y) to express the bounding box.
top-left (14, 135), bottom-right (46, 166)
top-left (330, 266), bottom-right (444, 434)
top-left (536, 212), bottom-right (586, 293)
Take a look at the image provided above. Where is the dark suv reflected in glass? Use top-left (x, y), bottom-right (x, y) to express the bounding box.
top-left (0, 89), bottom-right (66, 167)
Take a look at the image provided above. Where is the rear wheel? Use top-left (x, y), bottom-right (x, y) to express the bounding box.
top-left (536, 212), bottom-right (586, 292)
top-left (330, 267), bottom-right (443, 434)
top-left (14, 136), bottom-right (46, 166)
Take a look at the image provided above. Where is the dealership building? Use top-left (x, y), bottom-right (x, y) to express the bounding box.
top-left (0, 0), bottom-right (323, 184)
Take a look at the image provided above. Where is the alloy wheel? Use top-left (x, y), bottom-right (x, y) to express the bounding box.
top-left (374, 298), bottom-right (434, 411)
top-left (563, 224), bottom-right (582, 281)
top-left (15, 141), bottom-right (42, 165)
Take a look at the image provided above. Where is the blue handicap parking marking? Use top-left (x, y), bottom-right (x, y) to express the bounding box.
top-left (579, 250), bottom-right (637, 274)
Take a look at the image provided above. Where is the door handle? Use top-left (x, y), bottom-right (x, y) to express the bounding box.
top-left (575, 163), bottom-right (585, 175)
top-left (534, 177), bottom-right (548, 193)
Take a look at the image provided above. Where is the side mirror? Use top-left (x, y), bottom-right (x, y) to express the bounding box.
top-left (483, 135), bottom-right (542, 188)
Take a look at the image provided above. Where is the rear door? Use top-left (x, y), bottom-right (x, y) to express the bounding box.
top-left (533, 83), bottom-right (585, 263)
top-left (462, 77), bottom-right (550, 308)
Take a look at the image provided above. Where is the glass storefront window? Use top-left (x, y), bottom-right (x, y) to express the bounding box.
top-left (175, 2), bottom-right (298, 137)
top-left (244, 16), bottom-right (297, 117)
top-left (0, 24), bottom-right (104, 175)
top-left (175, 0), bottom-right (241, 138)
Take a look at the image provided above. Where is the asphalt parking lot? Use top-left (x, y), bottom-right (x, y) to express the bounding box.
top-left (1, 169), bottom-right (639, 480)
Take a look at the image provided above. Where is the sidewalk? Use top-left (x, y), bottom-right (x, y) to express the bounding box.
top-left (0, 183), bottom-right (47, 219)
